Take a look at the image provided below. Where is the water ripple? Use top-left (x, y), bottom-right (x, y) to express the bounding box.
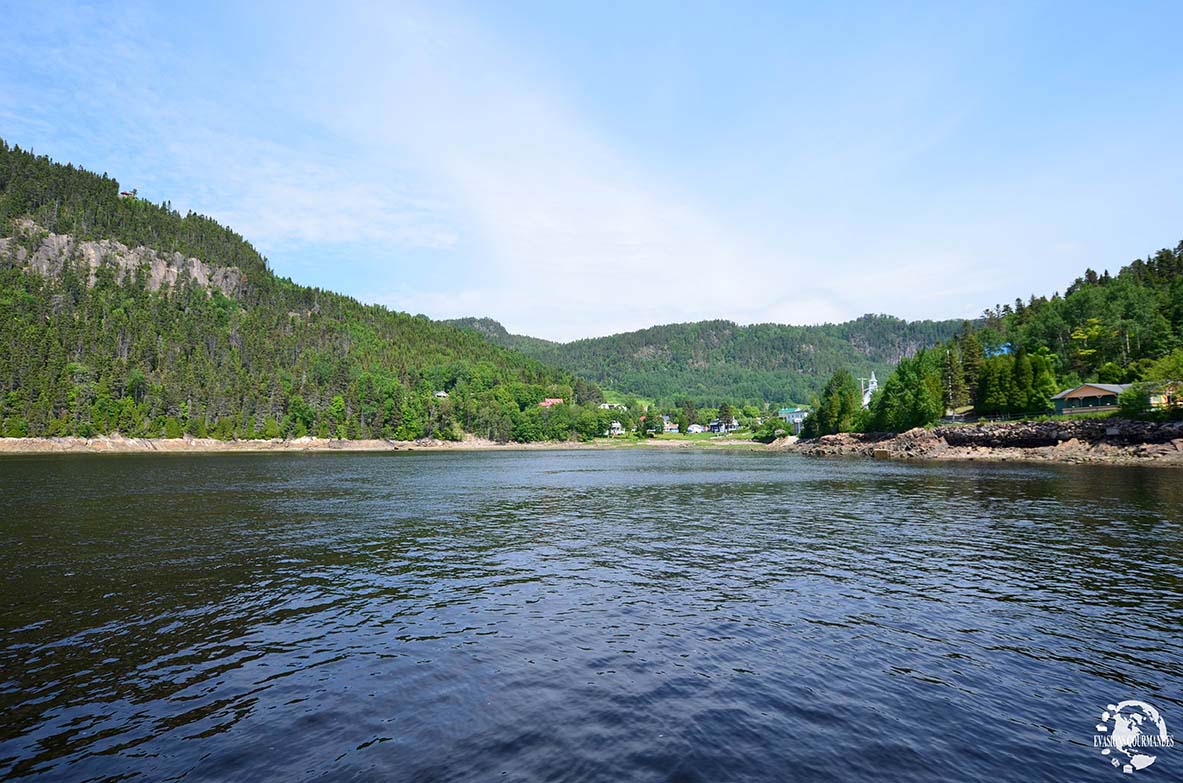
top-left (1, 451), bottom-right (1180, 781)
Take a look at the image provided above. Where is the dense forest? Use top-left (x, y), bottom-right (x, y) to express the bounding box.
top-left (448, 315), bottom-right (966, 407)
top-left (0, 139), bottom-right (616, 442)
top-left (805, 242), bottom-right (1183, 435)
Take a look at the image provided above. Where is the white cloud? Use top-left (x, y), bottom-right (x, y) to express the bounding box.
top-left (11, 2), bottom-right (1175, 342)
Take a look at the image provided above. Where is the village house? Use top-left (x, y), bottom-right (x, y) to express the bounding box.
top-left (663, 419), bottom-right (679, 433)
top-left (433, 390), bottom-right (449, 399)
top-left (1051, 383), bottom-right (1130, 414)
top-left (538, 398), bottom-right (564, 408)
top-left (777, 406), bottom-right (809, 434)
top-left (687, 424), bottom-right (706, 434)
top-left (598, 402), bottom-right (626, 410)
top-left (605, 421), bottom-right (624, 437)
top-left (708, 418), bottom-right (741, 434)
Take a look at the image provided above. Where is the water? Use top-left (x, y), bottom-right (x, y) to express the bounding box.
top-left (1, 450), bottom-right (1181, 782)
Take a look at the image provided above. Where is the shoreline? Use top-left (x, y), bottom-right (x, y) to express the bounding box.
top-left (777, 418), bottom-right (1183, 467)
top-left (0, 434), bottom-right (762, 456)
top-left (3, 419), bottom-right (1182, 466)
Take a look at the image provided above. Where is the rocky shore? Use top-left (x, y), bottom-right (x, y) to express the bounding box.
top-left (5, 422), bottom-right (1180, 464)
top-left (780, 418), bottom-right (1183, 466)
top-left (0, 433), bottom-right (760, 455)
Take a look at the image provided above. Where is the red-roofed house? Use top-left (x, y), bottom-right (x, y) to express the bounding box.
top-left (539, 398), bottom-right (564, 408)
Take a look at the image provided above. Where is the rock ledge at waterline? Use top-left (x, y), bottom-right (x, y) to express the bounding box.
top-left (777, 419), bottom-right (1183, 466)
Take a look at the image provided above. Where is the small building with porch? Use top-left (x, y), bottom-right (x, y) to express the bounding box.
top-left (1051, 383), bottom-right (1130, 414)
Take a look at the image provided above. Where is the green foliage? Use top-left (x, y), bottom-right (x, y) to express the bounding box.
top-left (751, 418), bottom-right (788, 443)
top-left (450, 315), bottom-right (966, 407)
top-left (0, 139), bottom-right (604, 443)
top-left (1144, 348), bottom-right (1183, 382)
top-left (867, 350), bottom-right (943, 431)
top-left (0, 140), bottom-right (268, 278)
top-left (999, 246), bottom-right (1183, 379)
top-left (636, 413), bottom-right (663, 438)
top-left (717, 402), bottom-right (735, 427)
top-left (940, 345), bottom-right (966, 410)
top-left (801, 370), bottom-right (863, 437)
top-left (867, 231), bottom-right (1183, 429)
top-left (1118, 384), bottom-right (1153, 419)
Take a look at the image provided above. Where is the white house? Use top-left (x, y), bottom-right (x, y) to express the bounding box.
top-left (687, 424), bottom-right (706, 434)
top-left (708, 418), bottom-right (741, 433)
top-left (777, 407), bottom-right (809, 434)
top-left (605, 421), bottom-right (624, 437)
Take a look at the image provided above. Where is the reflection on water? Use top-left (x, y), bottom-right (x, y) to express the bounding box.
top-left (1, 451), bottom-right (1181, 781)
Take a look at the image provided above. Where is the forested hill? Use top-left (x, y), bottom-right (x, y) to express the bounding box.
top-left (447, 315), bottom-right (967, 406)
top-left (802, 241), bottom-right (1183, 436)
top-left (997, 245), bottom-right (1183, 383)
top-left (0, 139), bottom-right (608, 442)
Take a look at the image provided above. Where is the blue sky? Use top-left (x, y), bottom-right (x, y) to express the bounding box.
top-left (2, 1), bottom-right (1181, 340)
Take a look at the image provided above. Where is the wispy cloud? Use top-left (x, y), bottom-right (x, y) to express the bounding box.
top-left (3, 1), bottom-right (1181, 340)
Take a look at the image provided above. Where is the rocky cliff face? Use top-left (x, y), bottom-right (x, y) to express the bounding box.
top-left (0, 221), bottom-right (245, 298)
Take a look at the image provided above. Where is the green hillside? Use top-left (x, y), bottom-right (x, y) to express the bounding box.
top-left (449, 315), bottom-right (967, 406)
top-left (0, 139), bottom-right (610, 442)
top-left (999, 250), bottom-right (1183, 383)
top-left (807, 241), bottom-right (1183, 435)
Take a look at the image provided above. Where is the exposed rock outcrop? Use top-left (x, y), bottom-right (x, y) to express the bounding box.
top-left (0, 221), bottom-right (245, 298)
top-left (786, 419), bottom-right (1183, 466)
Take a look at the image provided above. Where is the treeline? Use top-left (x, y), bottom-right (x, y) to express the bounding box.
top-left (0, 139), bottom-right (268, 280)
top-left (999, 244), bottom-right (1183, 384)
top-left (0, 139), bottom-right (617, 443)
top-left (450, 315), bottom-right (966, 407)
top-left (804, 241), bottom-right (1183, 435)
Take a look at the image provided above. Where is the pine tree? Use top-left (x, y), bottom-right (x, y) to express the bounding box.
top-left (941, 346), bottom-right (968, 411)
top-left (1011, 350), bottom-right (1034, 412)
top-left (958, 326), bottom-right (985, 404)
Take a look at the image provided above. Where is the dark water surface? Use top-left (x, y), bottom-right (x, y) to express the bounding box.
top-left (1, 450), bottom-right (1181, 782)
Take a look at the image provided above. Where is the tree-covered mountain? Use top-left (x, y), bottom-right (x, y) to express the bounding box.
top-left (448, 315), bottom-right (967, 406)
top-left (807, 240), bottom-right (1183, 434)
top-left (994, 246), bottom-right (1183, 385)
top-left (0, 139), bottom-right (613, 442)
